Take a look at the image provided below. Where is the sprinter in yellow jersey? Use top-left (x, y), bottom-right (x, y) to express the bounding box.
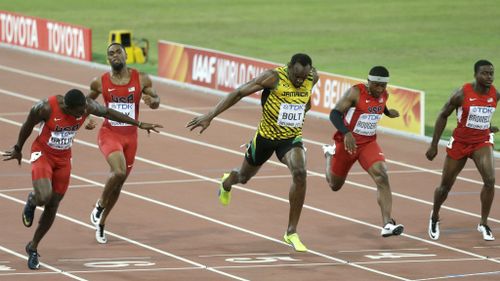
top-left (187, 53), bottom-right (318, 252)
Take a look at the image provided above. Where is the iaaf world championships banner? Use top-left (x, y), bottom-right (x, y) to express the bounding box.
top-left (158, 40), bottom-right (424, 136)
top-left (0, 11), bottom-right (92, 61)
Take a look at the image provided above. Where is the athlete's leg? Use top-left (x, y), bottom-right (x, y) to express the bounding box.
top-left (280, 147), bottom-right (307, 235)
top-left (29, 192), bottom-right (64, 250)
top-left (31, 179), bottom-right (52, 206)
top-left (25, 151), bottom-right (54, 228)
top-left (325, 141), bottom-right (352, 191)
top-left (431, 155), bottom-right (467, 222)
top-left (29, 155), bottom-right (71, 249)
top-left (223, 133), bottom-right (271, 191)
top-left (471, 145), bottom-right (495, 225)
top-left (223, 158), bottom-right (261, 191)
top-left (366, 161), bottom-right (393, 225)
top-left (325, 154), bottom-right (347, 191)
top-left (99, 151), bottom-right (128, 225)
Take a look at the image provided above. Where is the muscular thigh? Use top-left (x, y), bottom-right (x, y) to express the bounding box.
top-left (51, 156), bottom-right (72, 195)
top-left (245, 133), bottom-right (276, 166)
top-left (275, 136), bottom-right (304, 162)
top-left (98, 127), bottom-right (125, 159)
top-left (122, 133), bottom-right (138, 173)
top-left (358, 141), bottom-right (385, 171)
top-left (31, 151), bottom-right (54, 183)
top-left (330, 140), bottom-right (357, 177)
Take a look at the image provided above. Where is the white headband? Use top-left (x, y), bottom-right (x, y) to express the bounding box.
top-left (368, 75), bottom-right (389, 83)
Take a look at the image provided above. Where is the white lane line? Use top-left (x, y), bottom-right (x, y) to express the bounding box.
top-left (59, 256), bottom-right (152, 262)
top-left (199, 252), bottom-right (291, 258)
top-left (338, 248), bottom-right (429, 253)
top-left (0, 166), bottom-right (248, 281)
top-left (0, 104), bottom-right (499, 277)
top-left (473, 245), bottom-right (500, 249)
top-left (0, 156), bottom-right (408, 281)
top-left (2, 256), bottom-right (499, 278)
top-left (0, 245), bottom-right (87, 280)
top-left (413, 270), bottom-right (500, 281)
top-left (0, 143), bottom-right (409, 280)
top-left (0, 64), bottom-right (499, 189)
top-left (0, 175), bottom-right (295, 193)
top-left (1, 88), bottom-right (497, 225)
top-left (0, 266), bottom-right (203, 277)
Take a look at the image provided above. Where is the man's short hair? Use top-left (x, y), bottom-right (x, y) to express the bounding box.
top-left (290, 53), bottom-right (312, 67)
top-left (107, 42), bottom-right (125, 51)
top-left (369, 66), bottom-right (389, 77)
top-left (474, 60), bottom-right (493, 74)
top-left (64, 89), bottom-right (86, 108)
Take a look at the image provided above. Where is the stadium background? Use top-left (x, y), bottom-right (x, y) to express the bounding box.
top-left (1, 0), bottom-right (499, 145)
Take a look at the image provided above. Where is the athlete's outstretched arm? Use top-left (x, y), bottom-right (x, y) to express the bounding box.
top-left (86, 98), bottom-right (162, 134)
top-left (2, 100), bottom-right (50, 165)
top-left (186, 69), bottom-right (279, 133)
top-left (426, 89), bottom-right (463, 160)
top-left (140, 73), bottom-right (160, 109)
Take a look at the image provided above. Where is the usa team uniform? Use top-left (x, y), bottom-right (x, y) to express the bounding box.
top-left (98, 69), bottom-right (142, 175)
top-left (446, 83), bottom-right (497, 159)
top-left (331, 84), bottom-right (387, 177)
top-left (31, 96), bottom-right (87, 194)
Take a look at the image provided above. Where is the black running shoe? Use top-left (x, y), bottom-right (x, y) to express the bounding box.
top-left (22, 192), bottom-right (36, 228)
top-left (25, 242), bottom-right (40, 270)
top-left (90, 200), bottom-right (104, 226)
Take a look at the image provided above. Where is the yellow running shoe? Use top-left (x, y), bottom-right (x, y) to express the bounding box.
top-left (283, 232), bottom-right (307, 252)
top-left (218, 173), bottom-right (231, 206)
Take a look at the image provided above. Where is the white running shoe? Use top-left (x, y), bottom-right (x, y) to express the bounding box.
top-left (428, 212), bottom-right (440, 240)
top-left (477, 224), bottom-right (495, 241)
top-left (381, 219), bottom-right (404, 237)
top-left (90, 200), bottom-right (104, 226)
top-left (96, 224), bottom-right (107, 244)
top-left (322, 144), bottom-right (335, 157)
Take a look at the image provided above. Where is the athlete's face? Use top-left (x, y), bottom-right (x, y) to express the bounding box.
top-left (288, 63), bottom-right (311, 88)
top-left (64, 103), bottom-right (86, 118)
top-left (107, 45), bottom-right (127, 71)
top-left (367, 80), bottom-right (387, 98)
top-left (475, 65), bottom-right (494, 87)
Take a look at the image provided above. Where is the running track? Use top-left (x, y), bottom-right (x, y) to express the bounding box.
top-left (0, 46), bottom-right (499, 281)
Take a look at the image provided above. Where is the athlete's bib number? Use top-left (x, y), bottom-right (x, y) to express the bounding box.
top-left (277, 103), bottom-right (305, 128)
top-left (47, 130), bottom-right (76, 150)
top-left (466, 106), bottom-right (495, 130)
top-left (353, 113), bottom-right (381, 136)
top-left (109, 102), bottom-right (135, 126)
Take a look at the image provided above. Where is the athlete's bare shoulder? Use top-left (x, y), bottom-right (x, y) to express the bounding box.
top-left (89, 76), bottom-right (103, 99)
top-left (30, 98), bottom-right (51, 122)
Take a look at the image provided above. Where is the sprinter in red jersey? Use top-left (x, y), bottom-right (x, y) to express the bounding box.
top-left (87, 43), bottom-right (160, 244)
top-left (427, 60), bottom-right (499, 241)
top-left (322, 66), bottom-right (404, 237)
top-left (2, 89), bottom-right (161, 270)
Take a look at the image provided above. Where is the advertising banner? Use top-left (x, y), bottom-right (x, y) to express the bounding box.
top-left (0, 11), bottom-right (92, 61)
top-left (158, 40), bottom-right (424, 135)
